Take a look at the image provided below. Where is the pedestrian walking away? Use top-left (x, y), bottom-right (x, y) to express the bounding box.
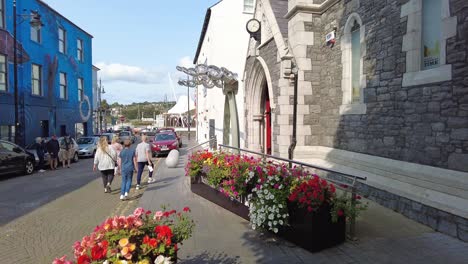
top-left (111, 136), bottom-right (123, 177)
top-left (93, 136), bottom-right (117, 193)
top-left (46, 135), bottom-right (60, 170)
top-left (59, 133), bottom-right (73, 168)
top-left (118, 139), bottom-right (137, 200)
top-left (33, 137), bottom-right (46, 172)
top-left (135, 134), bottom-right (155, 190)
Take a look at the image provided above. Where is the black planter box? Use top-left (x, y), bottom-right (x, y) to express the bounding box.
top-left (190, 181), bottom-right (249, 220)
top-left (279, 202), bottom-right (346, 252)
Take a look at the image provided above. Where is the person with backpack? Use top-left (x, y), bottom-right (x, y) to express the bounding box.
top-left (59, 134), bottom-right (73, 168)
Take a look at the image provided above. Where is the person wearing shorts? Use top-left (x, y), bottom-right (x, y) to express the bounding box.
top-left (46, 135), bottom-right (60, 170)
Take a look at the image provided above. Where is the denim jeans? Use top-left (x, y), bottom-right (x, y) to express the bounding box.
top-left (136, 161), bottom-right (153, 185)
top-left (121, 170), bottom-right (133, 195)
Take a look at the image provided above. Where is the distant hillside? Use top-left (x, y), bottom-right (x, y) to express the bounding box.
top-left (109, 101), bottom-right (176, 120)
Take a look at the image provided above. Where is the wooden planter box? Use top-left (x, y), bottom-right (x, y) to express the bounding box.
top-left (279, 202), bottom-right (346, 252)
top-left (190, 179), bottom-right (249, 220)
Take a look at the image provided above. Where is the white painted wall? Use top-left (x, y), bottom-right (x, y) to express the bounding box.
top-left (195, 0), bottom-right (254, 148)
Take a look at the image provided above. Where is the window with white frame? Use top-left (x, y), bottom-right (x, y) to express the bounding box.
top-left (32, 64), bottom-right (42, 96)
top-left (59, 72), bottom-right (67, 99)
top-left (0, 54), bottom-right (6, 92)
top-left (30, 13), bottom-right (41, 43)
top-left (77, 39), bottom-right (84, 62)
top-left (401, 0), bottom-right (457, 87)
top-left (0, 0), bottom-right (5, 29)
top-left (244, 0), bottom-right (255, 13)
top-left (78, 78), bottom-right (84, 101)
top-left (340, 13), bottom-right (367, 115)
top-left (59, 27), bottom-right (66, 53)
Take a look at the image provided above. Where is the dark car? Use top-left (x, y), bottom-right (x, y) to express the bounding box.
top-left (157, 128), bottom-right (182, 147)
top-left (150, 132), bottom-right (179, 157)
top-left (118, 131), bottom-right (135, 144)
top-left (0, 140), bottom-right (36, 176)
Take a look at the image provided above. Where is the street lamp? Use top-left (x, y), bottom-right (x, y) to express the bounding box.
top-left (176, 64), bottom-right (239, 148)
top-left (13, 0), bottom-right (43, 146)
top-left (98, 79), bottom-right (106, 133)
top-left (177, 77), bottom-right (196, 141)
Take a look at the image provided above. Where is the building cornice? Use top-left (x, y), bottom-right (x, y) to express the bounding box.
top-left (285, 0), bottom-right (340, 19)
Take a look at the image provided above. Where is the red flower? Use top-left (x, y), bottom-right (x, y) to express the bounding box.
top-left (77, 255), bottom-right (91, 264)
top-left (356, 195), bottom-right (362, 200)
top-left (183, 207), bottom-right (191, 212)
top-left (149, 238), bottom-right (158, 248)
top-left (337, 210), bottom-right (344, 217)
top-left (90, 244), bottom-right (106, 260)
top-left (143, 235), bottom-right (150, 245)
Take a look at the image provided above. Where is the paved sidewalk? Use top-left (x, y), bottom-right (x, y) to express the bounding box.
top-left (139, 144), bottom-right (468, 264)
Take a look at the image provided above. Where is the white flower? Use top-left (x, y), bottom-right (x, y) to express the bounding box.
top-left (263, 189), bottom-right (268, 195)
top-left (268, 221), bottom-right (272, 226)
top-left (103, 261), bottom-right (110, 264)
top-left (269, 214), bottom-right (274, 220)
top-left (273, 228), bottom-right (279, 233)
top-left (274, 221), bottom-right (278, 225)
top-left (278, 204), bottom-right (283, 208)
top-left (279, 220), bottom-right (284, 225)
top-left (279, 185), bottom-right (283, 189)
top-left (154, 255), bottom-right (173, 264)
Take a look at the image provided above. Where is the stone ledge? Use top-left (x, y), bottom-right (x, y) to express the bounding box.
top-left (294, 146), bottom-right (468, 219)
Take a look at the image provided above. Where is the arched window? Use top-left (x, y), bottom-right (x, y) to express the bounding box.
top-left (340, 13), bottom-right (366, 115)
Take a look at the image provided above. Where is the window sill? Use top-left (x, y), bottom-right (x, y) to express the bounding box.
top-left (339, 103), bottom-right (367, 115)
top-left (402, 64), bottom-right (452, 87)
top-left (31, 94), bottom-right (45, 98)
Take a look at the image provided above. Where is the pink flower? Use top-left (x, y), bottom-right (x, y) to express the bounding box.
top-left (133, 207), bottom-right (145, 217)
top-left (53, 255), bottom-right (73, 264)
top-left (183, 207), bottom-right (191, 212)
top-left (154, 211), bottom-right (164, 220)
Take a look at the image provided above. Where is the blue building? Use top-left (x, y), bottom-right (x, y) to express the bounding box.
top-left (0, 0), bottom-right (93, 146)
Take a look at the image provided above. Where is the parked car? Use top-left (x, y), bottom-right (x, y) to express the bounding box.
top-left (77, 136), bottom-right (99, 158)
top-left (145, 132), bottom-right (157, 143)
top-left (26, 137), bottom-right (79, 166)
top-left (118, 131), bottom-right (135, 144)
top-left (98, 133), bottom-right (116, 144)
top-left (150, 132), bottom-right (179, 157)
top-left (157, 128), bottom-right (182, 147)
top-left (0, 140), bottom-right (36, 176)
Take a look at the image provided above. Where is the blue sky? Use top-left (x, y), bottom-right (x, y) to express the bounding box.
top-left (44, 0), bottom-right (219, 104)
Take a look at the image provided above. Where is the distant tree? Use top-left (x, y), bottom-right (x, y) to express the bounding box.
top-left (101, 99), bottom-right (110, 110)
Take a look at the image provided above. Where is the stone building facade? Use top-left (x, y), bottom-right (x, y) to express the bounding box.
top-left (244, 0), bottom-right (468, 241)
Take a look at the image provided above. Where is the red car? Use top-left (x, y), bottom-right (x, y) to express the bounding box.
top-left (157, 128), bottom-right (182, 147)
top-left (151, 132), bottom-right (179, 157)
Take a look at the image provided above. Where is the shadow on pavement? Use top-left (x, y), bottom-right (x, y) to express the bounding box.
top-left (180, 251), bottom-right (241, 264)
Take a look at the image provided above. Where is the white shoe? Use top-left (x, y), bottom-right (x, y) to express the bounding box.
top-left (120, 195), bottom-right (124, 200)
top-left (136, 185), bottom-right (140, 190)
top-left (124, 192), bottom-right (128, 197)
top-left (148, 178), bottom-right (154, 183)
top-left (39, 169), bottom-right (45, 173)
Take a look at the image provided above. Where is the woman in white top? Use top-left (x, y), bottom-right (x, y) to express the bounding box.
top-left (111, 136), bottom-right (123, 176)
top-left (93, 136), bottom-right (117, 193)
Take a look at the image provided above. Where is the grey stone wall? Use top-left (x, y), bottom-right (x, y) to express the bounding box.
top-left (304, 0), bottom-right (468, 172)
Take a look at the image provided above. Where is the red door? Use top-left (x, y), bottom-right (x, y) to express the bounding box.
top-left (265, 99), bottom-right (272, 155)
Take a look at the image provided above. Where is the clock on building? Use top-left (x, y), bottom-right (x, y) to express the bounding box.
top-left (246, 18), bottom-right (261, 41)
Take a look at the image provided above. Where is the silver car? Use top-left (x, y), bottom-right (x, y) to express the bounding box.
top-left (77, 136), bottom-right (99, 157)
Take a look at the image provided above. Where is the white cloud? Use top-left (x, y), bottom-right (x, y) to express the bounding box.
top-left (178, 56), bottom-right (193, 68)
top-left (95, 62), bottom-right (166, 84)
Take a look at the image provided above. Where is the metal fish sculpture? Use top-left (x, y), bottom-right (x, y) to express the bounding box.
top-left (0, 29), bottom-right (31, 64)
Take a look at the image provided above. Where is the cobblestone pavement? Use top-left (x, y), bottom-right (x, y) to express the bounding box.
top-left (140, 143), bottom-right (468, 264)
top-left (0, 154), bottom-right (158, 264)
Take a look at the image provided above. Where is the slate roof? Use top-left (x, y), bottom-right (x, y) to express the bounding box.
top-left (270, 0), bottom-right (289, 39)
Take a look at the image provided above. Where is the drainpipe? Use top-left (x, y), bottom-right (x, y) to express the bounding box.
top-left (288, 69), bottom-right (298, 168)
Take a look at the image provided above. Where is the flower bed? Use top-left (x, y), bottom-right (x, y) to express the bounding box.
top-left (53, 207), bottom-right (195, 264)
top-left (186, 150), bottom-right (367, 252)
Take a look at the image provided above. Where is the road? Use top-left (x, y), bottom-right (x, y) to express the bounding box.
top-left (0, 145), bottom-right (157, 263)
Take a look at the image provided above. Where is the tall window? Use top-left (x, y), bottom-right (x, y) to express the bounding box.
top-left (0, 125), bottom-right (14, 142)
top-left (0, 54), bottom-right (6, 92)
top-left (32, 64), bottom-right (42, 96)
top-left (351, 21), bottom-right (361, 103)
top-left (59, 72), bottom-right (67, 99)
top-left (77, 39), bottom-right (84, 62)
top-left (0, 0), bottom-right (4, 29)
top-left (59, 27), bottom-right (66, 53)
top-left (30, 13), bottom-right (41, 43)
top-left (421, 0), bottom-right (442, 70)
top-left (244, 0), bottom-right (255, 13)
top-left (78, 78), bottom-right (84, 101)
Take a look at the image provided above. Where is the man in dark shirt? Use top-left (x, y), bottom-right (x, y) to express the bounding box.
top-left (46, 135), bottom-right (60, 170)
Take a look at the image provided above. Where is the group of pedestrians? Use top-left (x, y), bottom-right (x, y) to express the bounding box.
top-left (32, 134), bottom-right (74, 172)
top-left (93, 134), bottom-right (155, 200)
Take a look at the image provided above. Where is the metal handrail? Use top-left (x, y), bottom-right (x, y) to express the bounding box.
top-left (187, 137), bottom-right (217, 151)
top-left (218, 144), bottom-right (367, 240)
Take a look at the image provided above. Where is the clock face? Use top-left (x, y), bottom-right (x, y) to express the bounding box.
top-left (246, 19), bottom-right (261, 34)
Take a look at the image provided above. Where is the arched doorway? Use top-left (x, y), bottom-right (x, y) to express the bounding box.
top-left (245, 57), bottom-right (275, 154)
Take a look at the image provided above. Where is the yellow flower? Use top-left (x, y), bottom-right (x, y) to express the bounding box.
top-left (119, 238), bottom-right (129, 247)
top-left (138, 260), bottom-right (150, 264)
